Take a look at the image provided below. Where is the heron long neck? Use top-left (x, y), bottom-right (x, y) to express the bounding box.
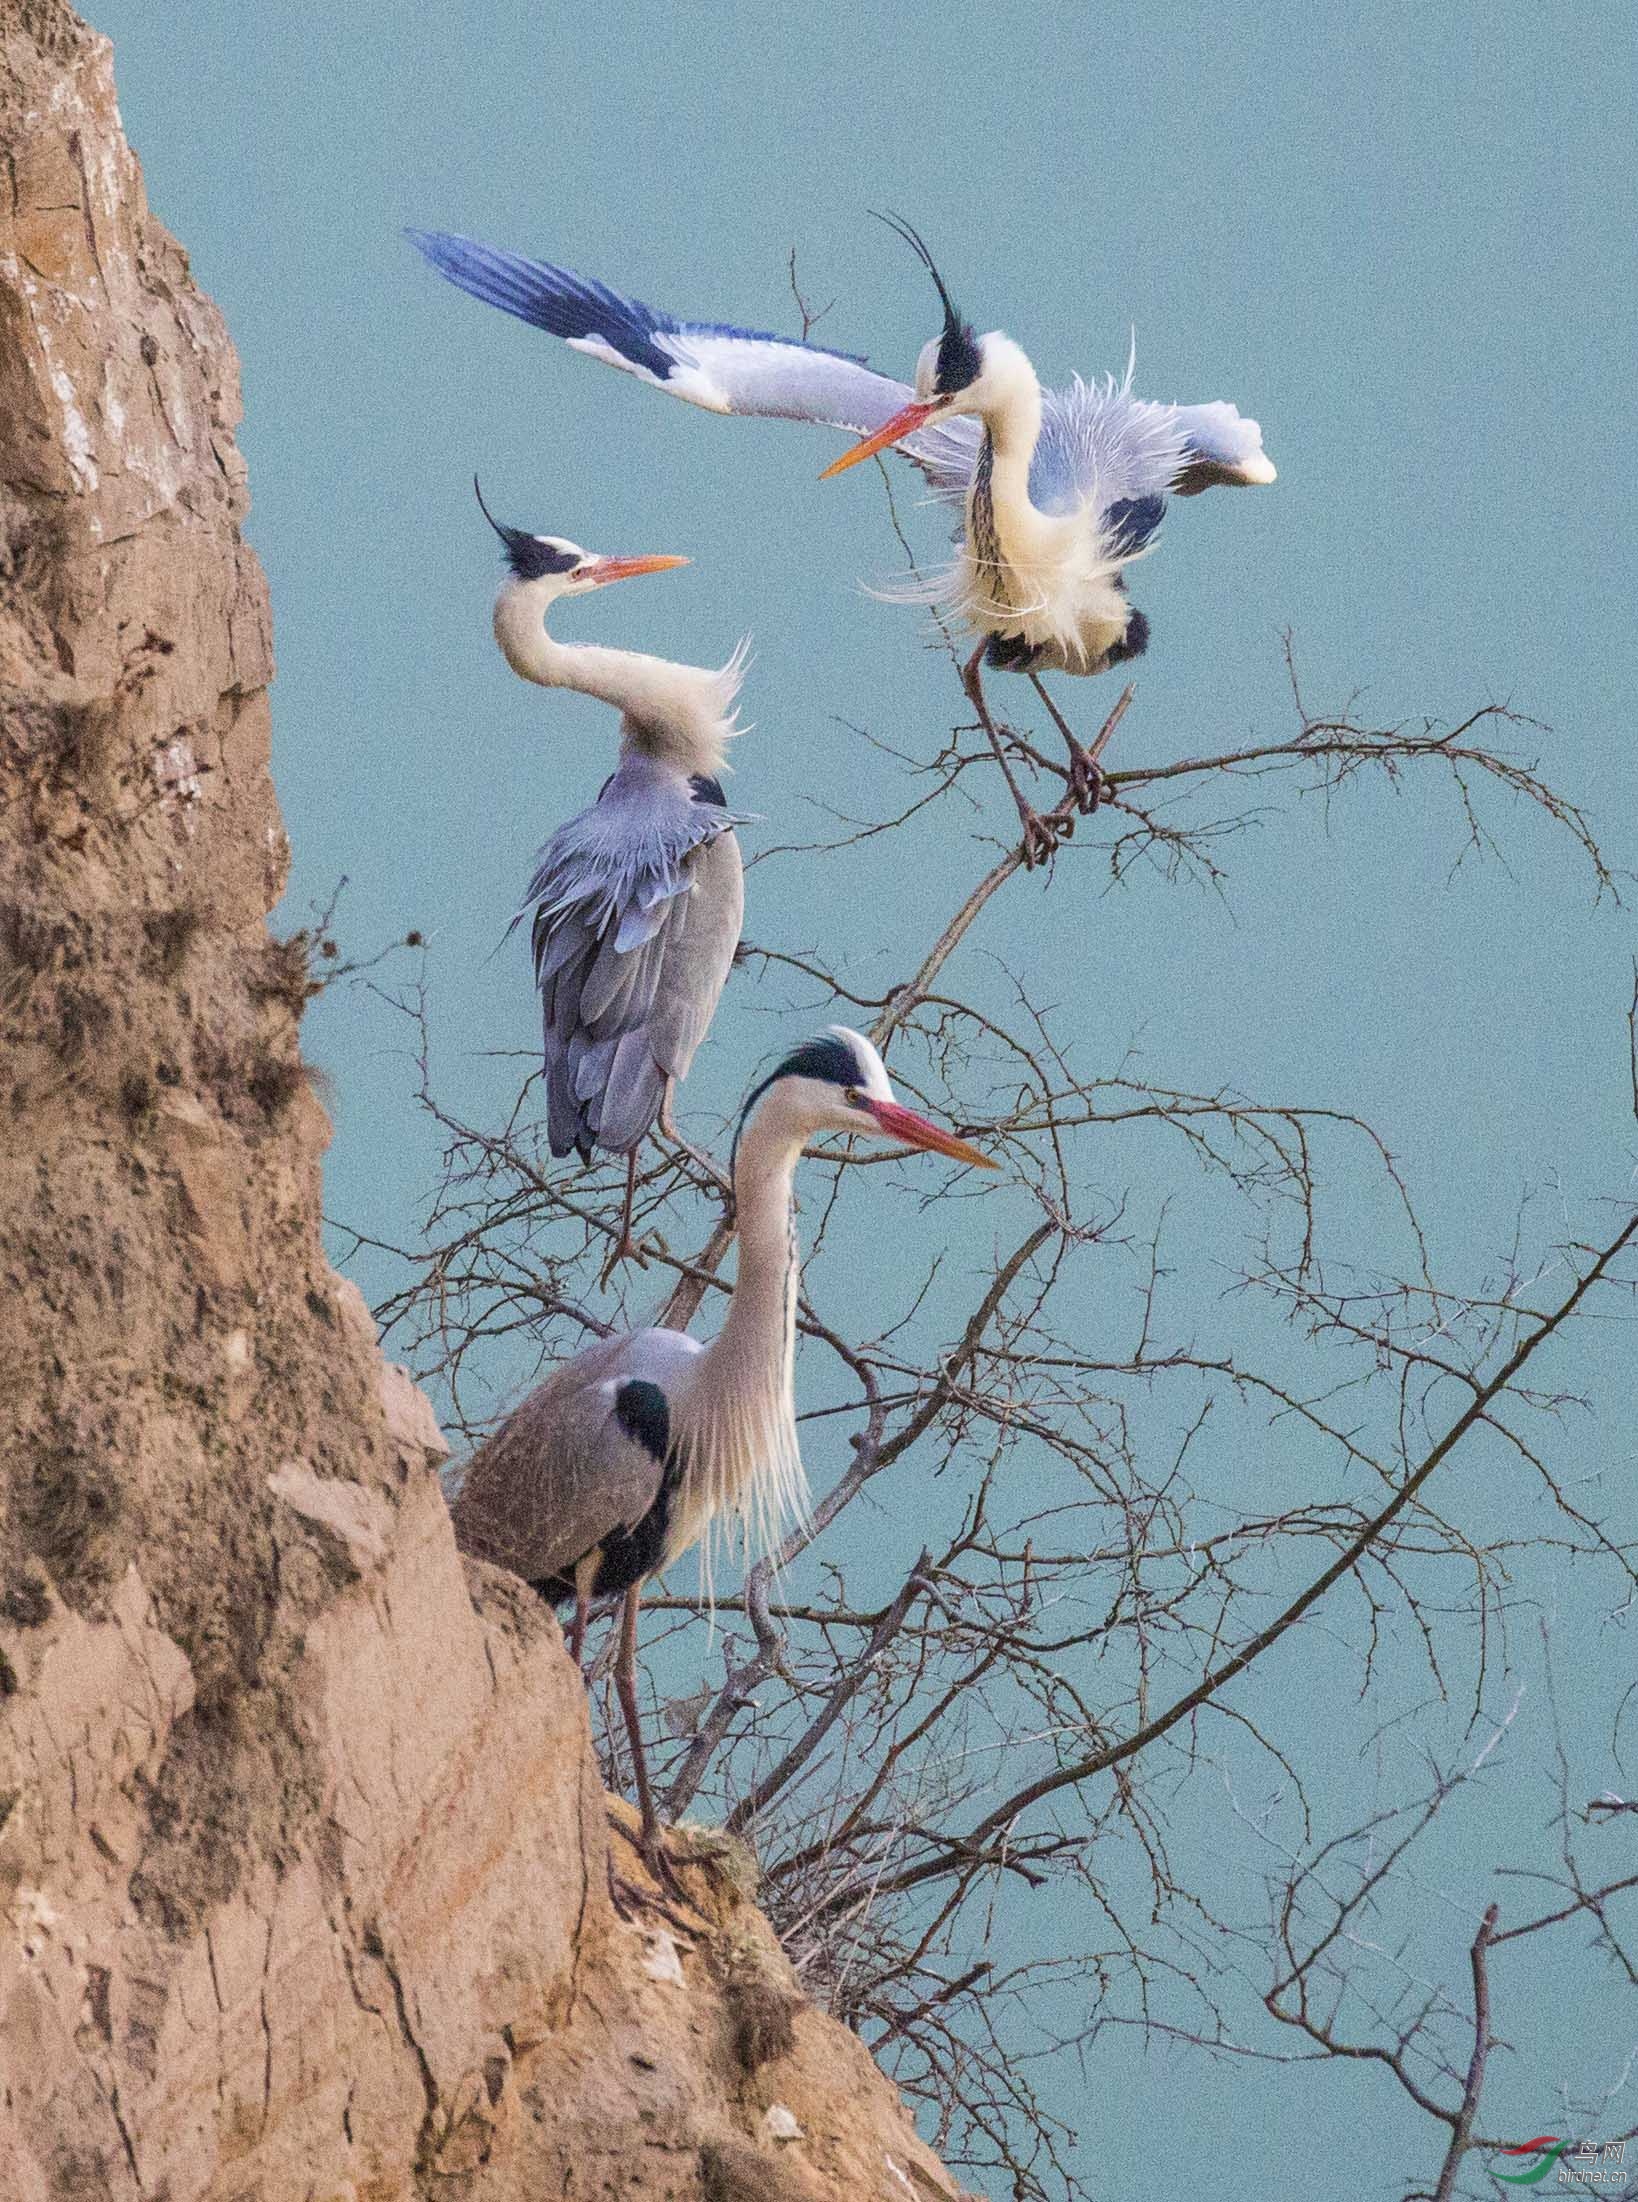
top-left (967, 345), bottom-right (1055, 573)
top-left (669, 1112), bottom-right (806, 1580)
top-left (493, 584), bottom-right (734, 775)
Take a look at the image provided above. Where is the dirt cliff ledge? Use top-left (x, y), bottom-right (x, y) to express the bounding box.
top-left (0, 9), bottom-right (961, 2196)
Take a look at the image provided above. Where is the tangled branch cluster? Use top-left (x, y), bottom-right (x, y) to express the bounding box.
top-left (354, 637), bottom-right (1635, 2201)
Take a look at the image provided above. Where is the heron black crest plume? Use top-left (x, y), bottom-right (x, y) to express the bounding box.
top-left (473, 472), bottom-right (513, 545)
top-left (412, 224), bottom-right (1276, 869)
top-left (870, 209), bottom-right (959, 326)
top-left (870, 209), bottom-right (981, 392)
top-left (728, 1031), bottom-right (863, 1194)
top-left (474, 474), bottom-right (579, 580)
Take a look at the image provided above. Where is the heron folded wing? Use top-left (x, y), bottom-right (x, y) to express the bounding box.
top-left (595, 1031), bottom-right (669, 1156)
top-left (644, 829), bottom-right (745, 1086)
top-left (449, 1329), bottom-right (703, 1589)
top-left (523, 773), bottom-right (745, 1160)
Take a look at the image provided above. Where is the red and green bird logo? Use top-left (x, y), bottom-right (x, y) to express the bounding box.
top-left (1494, 2136), bottom-right (1571, 2184)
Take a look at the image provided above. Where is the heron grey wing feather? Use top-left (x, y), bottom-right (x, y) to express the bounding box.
top-left (592, 833), bottom-right (741, 1149)
top-left (1029, 380), bottom-right (1273, 536)
top-left (594, 1035), bottom-right (668, 1157)
top-left (645, 829), bottom-right (744, 1084)
top-left (670, 331), bottom-right (916, 432)
top-left (524, 763), bottom-right (746, 1158)
top-left (1028, 380), bottom-right (1191, 524)
top-left (677, 329), bottom-right (988, 502)
top-left (897, 414), bottom-right (983, 507)
top-left (450, 1328), bottom-right (703, 1586)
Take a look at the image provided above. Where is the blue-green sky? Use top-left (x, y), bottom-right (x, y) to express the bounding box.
top-left (94, 3), bottom-right (1636, 2191)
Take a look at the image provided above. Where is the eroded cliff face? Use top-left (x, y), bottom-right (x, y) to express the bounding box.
top-left (0, 9), bottom-right (961, 2196)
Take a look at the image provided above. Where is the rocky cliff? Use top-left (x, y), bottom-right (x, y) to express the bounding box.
top-left (0, 9), bottom-right (961, 2195)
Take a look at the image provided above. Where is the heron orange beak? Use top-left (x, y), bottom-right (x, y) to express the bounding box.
top-left (863, 1097), bottom-right (1000, 1169)
top-left (819, 399), bottom-right (940, 480)
top-left (582, 554), bottom-right (691, 586)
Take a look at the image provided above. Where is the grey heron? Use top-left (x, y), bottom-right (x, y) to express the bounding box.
top-left (477, 483), bottom-right (749, 1262)
top-left (450, 1025), bottom-right (998, 1872)
top-left (410, 225), bottom-right (1274, 860)
top-left (820, 216), bottom-right (1276, 858)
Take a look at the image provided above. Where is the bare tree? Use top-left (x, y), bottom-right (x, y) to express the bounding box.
top-left (1237, 1633), bottom-right (1638, 2199)
top-left (348, 598), bottom-right (1635, 2198)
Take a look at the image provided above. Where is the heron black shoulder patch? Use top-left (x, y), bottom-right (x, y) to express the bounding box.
top-left (689, 772), bottom-right (728, 808)
top-left (1106, 493), bottom-right (1166, 558)
top-left (614, 1379), bottom-right (671, 1467)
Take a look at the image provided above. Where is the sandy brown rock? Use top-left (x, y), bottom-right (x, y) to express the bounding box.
top-left (0, 6), bottom-right (962, 2198)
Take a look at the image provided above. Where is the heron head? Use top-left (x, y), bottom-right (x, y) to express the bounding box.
top-left (819, 216), bottom-right (1001, 479)
top-left (865, 211), bottom-right (980, 393)
top-left (474, 479), bottom-right (688, 596)
top-left (733, 1026), bottom-right (999, 1178)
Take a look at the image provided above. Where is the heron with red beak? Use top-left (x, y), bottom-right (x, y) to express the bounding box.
top-left (450, 1025), bottom-right (998, 1881)
top-left (819, 216), bottom-right (1276, 859)
top-left (476, 481), bottom-right (750, 1262)
top-left (411, 222), bottom-right (1275, 864)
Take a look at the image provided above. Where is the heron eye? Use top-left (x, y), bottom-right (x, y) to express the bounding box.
top-left (844, 1086), bottom-right (866, 1107)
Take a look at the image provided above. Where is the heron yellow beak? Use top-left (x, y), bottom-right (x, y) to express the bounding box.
top-left (582, 554), bottom-right (691, 586)
top-left (819, 398), bottom-right (940, 479)
top-left (863, 1097), bottom-right (999, 1169)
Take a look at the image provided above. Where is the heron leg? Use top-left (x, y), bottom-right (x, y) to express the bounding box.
top-left (1028, 672), bottom-right (1106, 814)
top-left (961, 643), bottom-right (1062, 870)
top-left (597, 1151), bottom-right (641, 1289)
top-left (612, 1584), bottom-right (686, 1900)
top-left (568, 1555), bottom-right (595, 1670)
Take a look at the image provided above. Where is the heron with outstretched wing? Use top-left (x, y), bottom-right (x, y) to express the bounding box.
top-left (818, 216), bottom-right (1275, 857)
top-left (410, 221), bottom-right (1275, 860)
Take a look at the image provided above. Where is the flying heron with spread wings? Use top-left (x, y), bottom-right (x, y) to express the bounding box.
top-left (476, 482), bottom-right (748, 1262)
top-left (410, 221), bottom-right (1274, 861)
top-left (450, 1025), bottom-right (998, 1874)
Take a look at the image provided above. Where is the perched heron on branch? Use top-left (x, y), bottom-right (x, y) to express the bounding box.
top-left (477, 482), bottom-right (749, 1262)
top-left (450, 1025), bottom-right (997, 1872)
top-left (819, 216), bottom-right (1276, 856)
top-left (410, 223), bottom-right (1274, 860)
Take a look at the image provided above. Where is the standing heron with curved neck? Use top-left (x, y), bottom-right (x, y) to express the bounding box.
top-left (478, 483), bottom-right (750, 1266)
top-left (820, 217), bottom-right (1277, 859)
top-left (410, 222), bottom-right (1274, 863)
top-left (450, 1026), bottom-right (997, 1875)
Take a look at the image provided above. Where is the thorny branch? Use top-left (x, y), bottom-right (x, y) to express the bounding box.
top-left (349, 627), bottom-right (1635, 2200)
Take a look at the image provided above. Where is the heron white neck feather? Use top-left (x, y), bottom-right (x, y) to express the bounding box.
top-left (954, 342), bottom-right (1128, 667)
top-left (668, 1108), bottom-right (807, 1587)
top-left (493, 582), bottom-right (744, 776)
top-left (977, 338), bottom-right (1044, 465)
top-left (970, 338), bottom-right (1053, 552)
